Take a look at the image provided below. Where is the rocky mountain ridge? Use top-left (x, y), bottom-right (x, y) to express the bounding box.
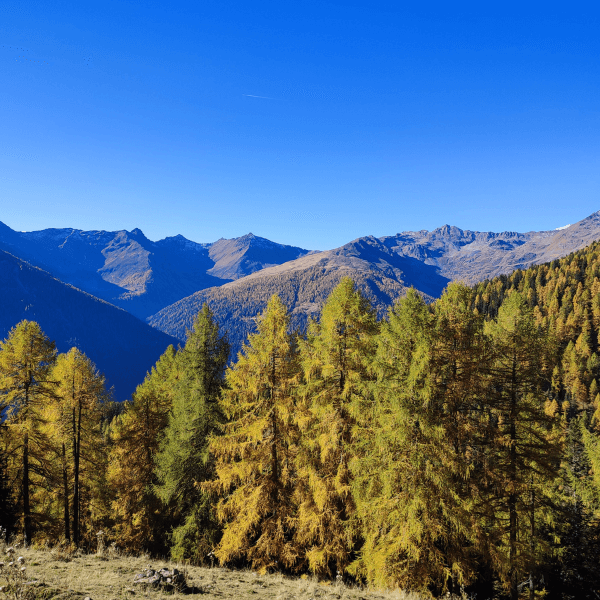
top-left (149, 211), bottom-right (600, 353)
top-left (0, 224), bottom-right (311, 320)
top-left (3, 211), bottom-right (600, 392)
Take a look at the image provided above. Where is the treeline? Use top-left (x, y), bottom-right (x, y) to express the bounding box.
top-left (3, 241), bottom-right (600, 599)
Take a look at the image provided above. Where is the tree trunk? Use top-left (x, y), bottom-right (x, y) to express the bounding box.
top-left (72, 374), bottom-right (82, 548)
top-left (62, 442), bottom-right (70, 542)
top-left (529, 484), bottom-right (535, 600)
top-left (270, 352), bottom-right (278, 491)
top-left (23, 432), bottom-right (31, 546)
top-left (509, 352), bottom-right (518, 600)
top-left (73, 400), bottom-right (82, 547)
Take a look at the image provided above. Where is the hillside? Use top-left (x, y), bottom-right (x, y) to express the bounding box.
top-left (469, 237), bottom-right (600, 408)
top-left (1, 545), bottom-right (420, 600)
top-left (149, 212), bottom-right (600, 353)
top-left (148, 235), bottom-right (449, 351)
top-left (3, 211), bottom-right (600, 360)
top-left (0, 249), bottom-right (179, 401)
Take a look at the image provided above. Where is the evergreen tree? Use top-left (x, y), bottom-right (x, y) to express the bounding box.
top-left (207, 295), bottom-right (301, 572)
top-left (0, 320), bottom-right (56, 544)
top-left (428, 283), bottom-right (497, 594)
top-left (580, 419), bottom-right (600, 513)
top-left (154, 304), bottom-right (229, 563)
top-left (351, 285), bottom-right (488, 593)
top-left (548, 415), bottom-right (600, 600)
top-left (295, 277), bottom-right (378, 577)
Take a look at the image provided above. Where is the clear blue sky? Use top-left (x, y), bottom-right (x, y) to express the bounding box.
top-left (1, 1), bottom-right (599, 250)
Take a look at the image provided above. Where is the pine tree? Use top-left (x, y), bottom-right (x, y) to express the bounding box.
top-left (154, 304), bottom-right (229, 562)
top-left (295, 277), bottom-right (378, 578)
top-left (207, 295), bottom-right (300, 572)
top-left (0, 320), bottom-right (57, 544)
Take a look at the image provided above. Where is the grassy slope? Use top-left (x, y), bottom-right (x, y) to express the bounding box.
top-left (2, 545), bottom-right (422, 600)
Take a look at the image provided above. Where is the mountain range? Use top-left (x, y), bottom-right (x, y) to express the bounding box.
top-left (1, 210), bottom-right (599, 398)
top-left (0, 224), bottom-right (310, 320)
top-left (150, 211), bottom-right (600, 351)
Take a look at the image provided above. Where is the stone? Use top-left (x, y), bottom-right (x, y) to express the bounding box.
top-left (132, 566), bottom-right (187, 591)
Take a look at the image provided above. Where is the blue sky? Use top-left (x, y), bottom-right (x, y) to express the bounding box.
top-left (1, 1), bottom-right (599, 250)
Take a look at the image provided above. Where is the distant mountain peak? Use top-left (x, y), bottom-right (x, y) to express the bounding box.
top-left (431, 224), bottom-right (465, 237)
top-left (238, 232), bottom-right (259, 243)
top-left (157, 234), bottom-right (211, 251)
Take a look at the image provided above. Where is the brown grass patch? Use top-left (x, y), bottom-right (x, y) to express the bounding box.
top-left (0, 545), bottom-right (424, 600)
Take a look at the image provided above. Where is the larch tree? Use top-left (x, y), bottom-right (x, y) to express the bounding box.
top-left (107, 344), bottom-right (180, 554)
top-left (0, 320), bottom-right (56, 545)
top-left (427, 283), bottom-right (496, 592)
top-left (207, 295), bottom-right (301, 572)
top-left (154, 304), bottom-right (229, 563)
top-left (46, 348), bottom-right (108, 547)
top-left (484, 292), bottom-right (561, 600)
top-left (351, 285), bottom-right (488, 593)
top-left (580, 419), bottom-right (600, 516)
top-left (295, 277), bottom-right (378, 578)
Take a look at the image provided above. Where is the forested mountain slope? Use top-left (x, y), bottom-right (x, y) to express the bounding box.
top-left (6, 238), bottom-right (600, 598)
top-left (148, 235), bottom-right (450, 350)
top-left (0, 223), bottom-right (311, 320)
top-left (150, 211), bottom-right (600, 353)
top-left (0, 249), bottom-right (179, 400)
top-left (471, 238), bottom-right (600, 406)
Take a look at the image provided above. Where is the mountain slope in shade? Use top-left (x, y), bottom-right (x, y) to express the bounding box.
top-left (0, 249), bottom-right (179, 401)
top-left (0, 225), bottom-right (311, 320)
top-left (149, 211), bottom-right (600, 355)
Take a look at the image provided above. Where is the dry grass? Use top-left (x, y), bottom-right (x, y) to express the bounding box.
top-left (0, 544), bottom-right (425, 600)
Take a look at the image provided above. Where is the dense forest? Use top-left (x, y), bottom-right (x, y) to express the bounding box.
top-left (3, 240), bottom-right (600, 600)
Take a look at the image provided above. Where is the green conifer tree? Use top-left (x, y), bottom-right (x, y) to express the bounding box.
top-left (154, 304), bottom-right (229, 562)
top-left (484, 293), bottom-right (561, 600)
top-left (351, 285), bottom-right (489, 593)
